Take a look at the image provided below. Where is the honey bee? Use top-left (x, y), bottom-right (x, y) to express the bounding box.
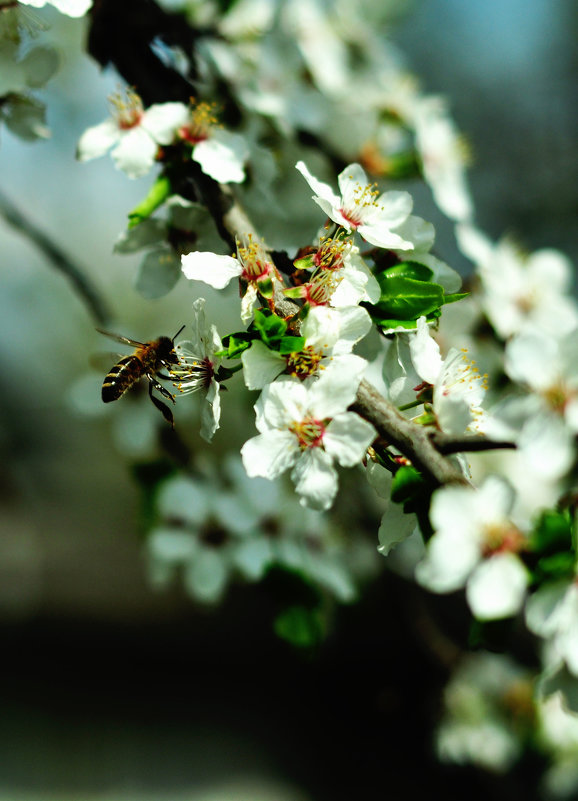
top-left (97, 325), bottom-right (185, 425)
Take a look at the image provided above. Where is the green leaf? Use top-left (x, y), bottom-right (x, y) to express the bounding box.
top-left (535, 553), bottom-right (576, 582)
top-left (530, 510), bottom-right (573, 554)
top-left (273, 606), bottom-right (324, 649)
top-left (391, 465), bottom-right (424, 503)
top-left (128, 175), bottom-right (172, 228)
top-left (279, 336), bottom-right (306, 355)
top-left (442, 292), bottom-right (470, 306)
top-left (383, 151), bottom-right (421, 179)
top-left (253, 309), bottom-right (288, 346)
top-left (377, 261), bottom-right (433, 282)
top-left (219, 332), bottom-right (254, 359)
top-left (371, 275), bottom-right (445, 321)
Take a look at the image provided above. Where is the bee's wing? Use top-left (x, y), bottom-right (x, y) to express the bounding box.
top-left (96, 328), bottom-right (145, 348)
top-left (89, 351), bottom-right (125, 372)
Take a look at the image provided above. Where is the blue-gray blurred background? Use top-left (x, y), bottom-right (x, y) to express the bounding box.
top-left (0, 1), bottom-right (576, 798)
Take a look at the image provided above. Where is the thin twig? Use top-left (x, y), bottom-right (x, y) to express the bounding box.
top-left (428, 431), bottom-right (516, 455)
top-left (0, 188), bottom-right (111, 325)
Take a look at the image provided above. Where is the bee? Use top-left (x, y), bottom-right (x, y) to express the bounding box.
top-left (97, 325), bottom-right (185, 425)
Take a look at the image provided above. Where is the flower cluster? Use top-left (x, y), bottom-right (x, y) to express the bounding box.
top-left (11, 0), bottom-right (578, 793)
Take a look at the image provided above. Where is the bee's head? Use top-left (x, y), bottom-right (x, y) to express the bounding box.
top-left (160, 325), bottom-right (185, 365)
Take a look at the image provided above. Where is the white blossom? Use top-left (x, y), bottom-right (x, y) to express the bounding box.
top-left (114, 196), bottom-right (226, 299)
top-left (416, 476), bottom-right (529, 620)
top-left (241, 304), bottom-right (371, 390)
top-left (171, 298), bottom-right (223, 442)
top-left (182, 237), bottom-right (281, 323)
top-left (526, 580), bottom-right (578, 678)
top-left (436, 652), bottom-right (531, 772)
top-left (384, 316), bottom-right (488, 435)
top-left (241, 365), bottom-right (375, 511)
top-left (456, 224), bottom-right (578, 339)
top-left (296, 160), bottom-right (417, 250)
top-left (504, 327), bottom-right (578, 433)
top-left (413, 96), bottom-right (473, 222)
top-left (174, 99), bottom-right (248, 183)
top-left (77, 89), bottom-right (187, 179)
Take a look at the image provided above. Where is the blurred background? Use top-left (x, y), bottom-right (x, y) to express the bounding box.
top-left (0, 0), bottom-right (576, 798)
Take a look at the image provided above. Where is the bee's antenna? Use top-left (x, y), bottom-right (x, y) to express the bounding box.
top-left (172, 324), bottom-right (185, 342)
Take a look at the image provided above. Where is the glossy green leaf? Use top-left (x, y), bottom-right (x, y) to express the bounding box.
top-left (371, 275), bottom-right (445, 321)
top-left (377, 261), bottom-right (433, 283)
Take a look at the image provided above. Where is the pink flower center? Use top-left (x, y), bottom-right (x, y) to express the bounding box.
top-left (109, 88), bottom-right (144, 130)
top-left (177, 101), bottom-right (218, 145)
top-left (481, 522), bottom-right (525, 557)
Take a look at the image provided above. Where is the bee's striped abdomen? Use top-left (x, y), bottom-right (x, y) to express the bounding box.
top-left (102, 355), bottom-right (142, 402)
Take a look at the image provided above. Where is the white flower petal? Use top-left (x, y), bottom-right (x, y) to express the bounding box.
top-left (373, 190), bottom-right (414, 229)
top-left (184, 547), bottom-right (228, 603)
top-left (157, 475), bottom-right (209, 524)
top-left (409, 316), bottom-right (443, 384)
top-left (147, 528), bottom-right (197, 565)
top-left (20, 0), bottom-right (92, 16)
top-left (193, 130), bottom-right (248, 183)
top-left (111, 126), bottom-right (158, 179)
top-left (256, 379), bottom-right (309, 431)
top-left (323, 412), bottom-right (375, 466)
top-left (200, 379), bottom-right (221, 442)
top-left (76, 118), bottom-right (120, 162)
top-left (525, 581), bottom-right (570, 638)
top-left (241, 341), bottom-right (285, 390)
top-left (241, 430), bottom-right (300, 479)
top-left (307, 357), bottom-right (366, 417)
top-left (142, 102), bottom-right (189, 143)
top-left (505, 331), bottom-right (559, 390)
top-left (291, 448), bottom-right (338, 511)
top-left (466, 554), bottom-right (527, 620)
top-left (416, 526), bottom-right (481, 593)
top-left (296, 159), bottom-right (340, 207)
top-left (181, 251), bottom-right (242, 289)
top-left (234, 538), bottom-right (274, 580)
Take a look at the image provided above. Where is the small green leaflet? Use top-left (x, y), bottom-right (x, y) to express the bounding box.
top-left (127, 175), bottom-right (171, 228)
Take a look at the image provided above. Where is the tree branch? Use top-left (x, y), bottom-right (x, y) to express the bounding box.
top-left (352, 380), bottom-right (469, 487)
top-left (0, 188), bottom-right (111, 326)
top-left (428, 431), bottom-right (516, 455)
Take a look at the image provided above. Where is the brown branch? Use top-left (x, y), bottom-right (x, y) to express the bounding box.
top-left (428, 431), bottom-right (516, 455)
top-left (352, 380), bottom-right (469, 487)
top-left (0, 188), bottom-right (111, 325)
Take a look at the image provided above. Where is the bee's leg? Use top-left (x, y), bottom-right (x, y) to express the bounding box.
top-left (156, 372), bottom-right (175, 381)
top-left (148, 381), bottom-right (175, 427)
top-left (149, 376), bottom-right (176, 403)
